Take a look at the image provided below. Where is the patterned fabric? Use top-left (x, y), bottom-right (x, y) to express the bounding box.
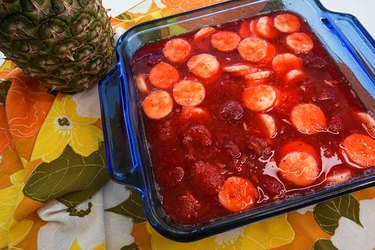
top-left (0, 1), bottom-right (374, 249)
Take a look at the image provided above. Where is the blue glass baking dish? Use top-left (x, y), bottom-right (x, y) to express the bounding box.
top-left (99, 0), bottom-right (375, 242)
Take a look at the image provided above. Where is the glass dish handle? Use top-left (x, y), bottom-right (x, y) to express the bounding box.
top-left (324, 12), bottom-right (375, 80)
top-left (99, 65), bottom-right (142, 189)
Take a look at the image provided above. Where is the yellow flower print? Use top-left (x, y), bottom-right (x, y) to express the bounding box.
top-left (147, 214), bottom-right (294, 250)
top-left (0, 170), bottom-right (33, 249)
top-left (69, 240), bottom-right (106, 250)
top-left (31, 94), bottom-right (103, 163)
top-left (241, 215), bottom-right (295, 249)
top-left (0, 56), bottom-right (16, 73)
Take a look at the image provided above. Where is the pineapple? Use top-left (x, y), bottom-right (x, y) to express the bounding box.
top-left (0, 0), bottom-right (114, 93)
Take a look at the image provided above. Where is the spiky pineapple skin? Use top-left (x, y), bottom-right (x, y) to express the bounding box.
top-left (0, 0), bottom-right (114, 93)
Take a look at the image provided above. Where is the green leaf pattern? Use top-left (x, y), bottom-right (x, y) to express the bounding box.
top-left (23, 143), bottom-right (109, 206)
top-left (106, 188), bottom-right (146, 223)
top-left (120, 243), bottom-right (140, 250)
top-left (0, 79), bottom-right (11, 104)
top-left (313, 239), bottom-right (338, 250)
top-left (116, 12), bottom-right (132, 20)
top-left (313, 194), bottom-right (362, 235)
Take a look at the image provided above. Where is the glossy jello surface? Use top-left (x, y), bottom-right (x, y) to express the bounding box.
top-left (132, 11), bottom-right (375, 225)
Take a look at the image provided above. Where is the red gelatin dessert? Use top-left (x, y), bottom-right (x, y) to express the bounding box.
top-left (132, 11), bottom-right (375, 225)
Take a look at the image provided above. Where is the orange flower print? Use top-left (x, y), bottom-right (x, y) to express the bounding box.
top-left (0, 105), bottom-right (15, 154)
top-left (161, 0), bottom-right (226, 14)
top-left (6, 69), bottom-right (54, 138)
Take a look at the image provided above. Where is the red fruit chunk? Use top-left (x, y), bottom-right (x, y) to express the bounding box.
top-left (247, 135), bottom-right (272, 157)
top-left (249, 19), bottom-right (258, 34)
top-left (239, 20), bottom-right (251, 38)
top-left (276, 89), bottom-right (301, 114)
top-left (326, 167), bottom-right (352, 185)
top-left (191, 161), bottom-right (223, 195)
top-left (224, 141), bottom-right (241, 159)
top-left (158, 166), bottom-right (185, 188)
top-left (302, 54), bottom-right (327, 69)
top-left (179, 106), bottom-right (210, 126)
top-left (157, 119), bottom-right (178, 142)
top-left (183, 124), bottom-right (212, 147)
top-left (258, 175), bottom-right (285, 196)
top-left (328, 113), bottom-right (346, 133)
top-left (218, 100), bottom-right (244, 121)
top-left (175, 193), bottom-right (201, 222)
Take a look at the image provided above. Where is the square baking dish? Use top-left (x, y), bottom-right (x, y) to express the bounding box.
top-left (99, 0), bottom-right (375, 242)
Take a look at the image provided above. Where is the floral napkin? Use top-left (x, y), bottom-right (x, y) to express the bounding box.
top-left (0, 0), bottom-right (374, 249)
